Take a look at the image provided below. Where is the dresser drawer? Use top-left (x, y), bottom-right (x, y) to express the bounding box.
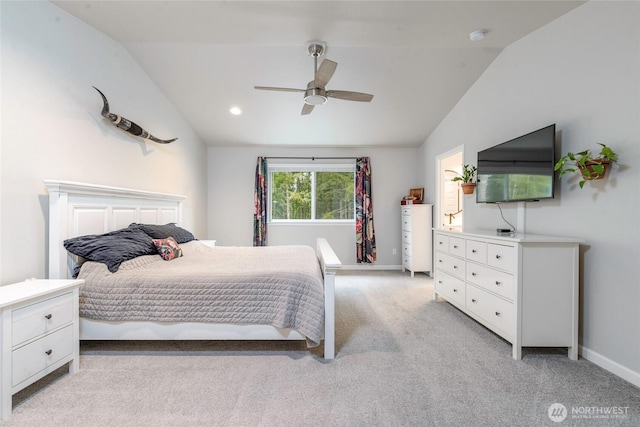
top-left (449, 237), bottom-right (466, 257)
top-left (466, 284), bottom-right (514, 338)
top-left (434, 252), bottom-right (465, 279)
top-left (402, 243), bottom-right (412, 258)
top-left (12, 292), bottom-right (74, 347)
top-left (466, 263), bottom-right (514, 301)
top-left (403, 255), bottom-right (412, 270)
top-left (434, 234), bottom-right (449, 253)
top-left (401, 207), bottom-right (412, 216)
top-left (487, 243), bottom-right (516, 272)
top-left (402, 230), bottom-right (412, 244)
top-left (401, 217), bottom-right (412, 232)
top-left (12, 325), bottom-right (74, 387)
top-left (466, 239), bottom-right (487, 264)
top-left (435, 270), bottom-right (465, 307)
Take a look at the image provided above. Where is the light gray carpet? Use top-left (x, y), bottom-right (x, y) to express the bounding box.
top-left (6, 271), bottom-right (640, 426)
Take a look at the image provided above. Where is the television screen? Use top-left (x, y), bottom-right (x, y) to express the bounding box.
top-left (476, 124), bottom-right (556, 203)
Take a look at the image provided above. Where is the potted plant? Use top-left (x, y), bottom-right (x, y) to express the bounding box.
top-left (452, 164), bottom-right (477, 194)
top-left (554, 143), bottom-right (619, 188)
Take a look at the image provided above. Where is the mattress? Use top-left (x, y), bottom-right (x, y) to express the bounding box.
top-left (77, 241), bottom-right (325, 346)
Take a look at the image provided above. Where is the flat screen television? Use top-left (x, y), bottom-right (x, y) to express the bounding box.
top-left (476, 124), bottom-right (556, 203)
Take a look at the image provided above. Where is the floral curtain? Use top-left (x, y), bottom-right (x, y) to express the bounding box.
top-left (253, 157), bottom-right (267, 246)
top-left (356, 157), bottom-right (376, 263)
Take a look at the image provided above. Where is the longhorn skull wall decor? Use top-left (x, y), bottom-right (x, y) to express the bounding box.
top-left (93, 86), bottom-right (177, 144)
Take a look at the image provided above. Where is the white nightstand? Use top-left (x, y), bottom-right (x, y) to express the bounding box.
top-left (0, 279), bottom-right (82, 421)
top-left (200, 240), bottom-right (216, 247)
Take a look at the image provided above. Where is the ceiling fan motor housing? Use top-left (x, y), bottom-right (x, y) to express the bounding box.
top-left (304, 81), bottom-right (327, 105)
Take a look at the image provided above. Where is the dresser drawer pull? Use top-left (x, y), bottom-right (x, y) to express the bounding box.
top-left (45, 314), bottom-right (52, 320)
top-left (453, 289), bottom-right (458, 293)
top-left (495, 254), bottom-right (501, 259)
top-left (472, 249), bottom-right (477, 253)
top-left (471, 272), bottom-right (477, 276)
top-left (45, 349), bottom-right (52, 356)
top-left (471, 298), bottom-right (477, 303)
top-left (438, 259), bottom-right (442, 263)
top-left (495, 281), bottom-right (502, 286)
top-left (495, 312), bottom-right (501, 317)
top-left (438, 280), bottom-right (442, 284)
top-left (438, 241), bottom-right (444, 245)
top-left (453, 245), bottom-right (458, 249)
top-left (453, 265), bottom-right (458, 269)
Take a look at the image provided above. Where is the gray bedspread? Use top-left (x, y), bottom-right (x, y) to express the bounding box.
top-left (77, 242), bottom-right (325, 346)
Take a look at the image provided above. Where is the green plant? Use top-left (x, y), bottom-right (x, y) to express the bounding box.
top-left (451, 165), bottom-right (477, 184)
top-left (554, 143), bottom-right (619, 188)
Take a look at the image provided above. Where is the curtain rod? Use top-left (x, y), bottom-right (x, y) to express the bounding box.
top-left (264, 156), bottom-right (357, 160)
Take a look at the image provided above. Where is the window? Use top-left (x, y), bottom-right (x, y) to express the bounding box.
top-left (269, 164), bottom-right (355, 222)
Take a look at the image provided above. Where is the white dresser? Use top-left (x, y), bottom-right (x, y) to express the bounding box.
top-left (433, 229), bottom-right (582, 360)
top-left (1, 279), bottom-right (82, 420)
top-left (401, 204), bottom-right (433, 277)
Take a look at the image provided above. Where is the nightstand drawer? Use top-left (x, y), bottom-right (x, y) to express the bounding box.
top-left (12, 325), bottom-right (74, 387)
top-left (12, 292), bottom-right (74, 347)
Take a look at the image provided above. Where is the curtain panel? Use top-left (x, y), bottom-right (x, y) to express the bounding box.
top-left (356, 157), bottom-right (376, 263)
top-left (253, 157), bottom-right (268, 246)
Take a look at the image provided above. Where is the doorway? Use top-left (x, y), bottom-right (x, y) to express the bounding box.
top-left (436, 147), bottom-right (463, 230)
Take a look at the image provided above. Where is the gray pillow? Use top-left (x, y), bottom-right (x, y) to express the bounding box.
top-left (64, 227), bottom-right (156, 273)
top-left (128, 223), bottom-right (196, 244)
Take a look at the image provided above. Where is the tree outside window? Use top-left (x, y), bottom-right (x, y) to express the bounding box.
top-left (270, 168), bottom-right (354, 221)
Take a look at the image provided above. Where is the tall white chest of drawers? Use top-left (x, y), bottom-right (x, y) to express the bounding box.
top-left (433, 229), bottom-right (582, 360)
top-left (0, 279), bottom-right (82, 420)
top-left (401, 204), bottom-right (433, 277)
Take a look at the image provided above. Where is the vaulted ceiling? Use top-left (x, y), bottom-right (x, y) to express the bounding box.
top-left (51, 1), bottom-right (584, 148)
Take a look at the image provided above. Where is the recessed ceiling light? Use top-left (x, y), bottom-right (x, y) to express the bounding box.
top-left (230, 106), bottom-right (242, 115)
top-left (469, 30), bottom-right (487, 42)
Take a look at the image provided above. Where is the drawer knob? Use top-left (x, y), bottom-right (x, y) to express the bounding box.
top-left (45, 349), bottom-right (52, 356)
top-left (495, 254), bottom-right (501, 259)
top-left (495, 311), bottom-right (501, 317)
top-left (453, 245), bottom-right (458, 249)
top-left (472, 249), bottom-right (477, 253)
top-left (438, 259), bottom-right (442, 263)
top-left (495, 281), bottom-right (501, 286)
top-left (471, 272), bottom-right (477, 276)
top-left (453, 265), bottom-right (458, 269)
top-left (472, 298), bottom-right (477, 303)
top-left (45, 314), bottom-right (52, 320)
top-left (453, 288), bottom-right (458, 293)
top-left (439, 242), bottom-right (443, 245)
top-left (438, 280), bottom-right (442, 284)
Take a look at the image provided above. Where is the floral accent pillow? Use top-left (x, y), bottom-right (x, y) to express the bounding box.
top-left (153, 236), bottom-right (183, 261)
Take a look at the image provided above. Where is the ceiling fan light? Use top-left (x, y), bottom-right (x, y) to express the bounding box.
top-left (304, 94), bottom-right (327, 105)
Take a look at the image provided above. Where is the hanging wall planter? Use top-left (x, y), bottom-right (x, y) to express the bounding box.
top-left (452, 164), bottom-right (477, 195)
top-left (461, 182), bottom-right (476, 195)
top-left (555, 143), bottom-right (618, 188)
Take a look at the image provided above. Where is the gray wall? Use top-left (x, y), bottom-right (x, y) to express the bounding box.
top-left (207, 146), bottom-right (422, 267)
top-left (419, 1), bottom-right (639, 386)
top-left (0, 2), bottom-right (208, 284)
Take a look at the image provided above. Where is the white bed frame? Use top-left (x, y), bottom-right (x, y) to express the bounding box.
top-left (45, 180), bottom-right (341, 359)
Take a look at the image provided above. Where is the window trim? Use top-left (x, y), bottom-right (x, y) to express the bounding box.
top-left (268, 163), bottom-right (356, 223)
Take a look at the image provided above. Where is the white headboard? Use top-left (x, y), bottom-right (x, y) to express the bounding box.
top-left (45, 180), bottom-right (185, 279)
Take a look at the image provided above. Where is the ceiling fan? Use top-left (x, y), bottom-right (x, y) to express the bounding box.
top-left (254, 42), bottom-right (374, 115)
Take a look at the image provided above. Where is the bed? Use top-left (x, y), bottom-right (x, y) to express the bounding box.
top-left (45, 180), bottom-right (341, 359)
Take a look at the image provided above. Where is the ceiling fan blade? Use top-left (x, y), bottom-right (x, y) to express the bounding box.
top-left (301, 103), bottom-right (315, 115)
top-left (254, 86), bottom-right (305, 92)
top-left (327, 90), bottom-right (374, 102)
top-left (315, 59), bottom-right (337, 88)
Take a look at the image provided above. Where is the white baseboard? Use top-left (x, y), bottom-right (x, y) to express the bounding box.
top-left (341, 264), bottom-right (403, 270)
top-left (580, 345), bottom-right (640, 388)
